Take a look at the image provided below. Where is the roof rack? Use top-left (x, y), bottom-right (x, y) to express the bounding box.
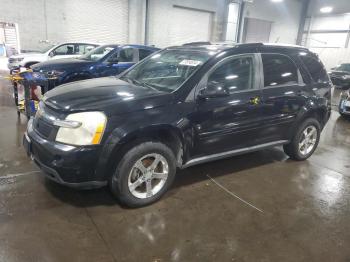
top-left (182, 41), bottom-right (212, 46)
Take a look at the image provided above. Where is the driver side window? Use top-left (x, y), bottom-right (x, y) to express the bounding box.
top-left (118, 48), bottom-right (135, 62)
top-left (53, 44), bottom-right (75, 56)
top-left (207, 56), bottom-right (255, 94)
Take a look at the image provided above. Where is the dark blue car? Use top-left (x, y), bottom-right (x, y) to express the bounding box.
top-left (31, 44), bottom-right (160, 87)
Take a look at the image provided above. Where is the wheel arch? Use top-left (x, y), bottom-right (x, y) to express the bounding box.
top-left (96, 125), bottom-right (185, 181)
top-left (289, 104), bottom-right (328, 139)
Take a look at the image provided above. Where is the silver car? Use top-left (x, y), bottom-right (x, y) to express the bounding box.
top-left (339, 89), bottom-right (350, 117)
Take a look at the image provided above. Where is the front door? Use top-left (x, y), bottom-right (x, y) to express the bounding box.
top-left (192, 54), bottom-right (264, 156)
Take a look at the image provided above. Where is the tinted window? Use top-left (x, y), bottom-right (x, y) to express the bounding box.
top-left (118, 48), bottom-right (134, 62)
top-left (208, 56), bottom-right (255, 93)
top-left (107, 52), bottom-right (119, 63)
top-left (300, 55), bottom-right (329, 83)
top-left (139, 49), bottom-right (153, 60)
top-left (262, 54), bottom-right (298, 87)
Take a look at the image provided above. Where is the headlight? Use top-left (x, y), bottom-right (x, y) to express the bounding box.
top-left (55, 112), bottom-right (107, 146)
top-left (9, 57), bottom-right (24, 63)
top-left (47, 70), bottom-right (65, 77)
top-left (342, 75), bottom-right (350, 80)
top-left (341, 90), bottom-right (350, 99)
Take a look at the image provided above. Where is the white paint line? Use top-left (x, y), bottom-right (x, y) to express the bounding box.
top-left (207, 175), bottom-right (264, 213)
top-left (1, 171), bottom-right (41, 179)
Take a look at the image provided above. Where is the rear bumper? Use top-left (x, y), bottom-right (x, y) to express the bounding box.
top-left (24, 119), bottom-right (107, 189)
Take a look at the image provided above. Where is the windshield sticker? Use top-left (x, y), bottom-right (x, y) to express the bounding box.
top-left (179, 60), bottom-right (202, 67)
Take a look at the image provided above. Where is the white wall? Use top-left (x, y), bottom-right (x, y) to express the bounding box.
top-left (304, 13), bottom-right (350, 69)
top-left (0, 0), bottom-right (132, 51)
top-left (242, 0), bottom-right (303, 44)
top-left (0, 0), bottom-right (47, 51)
top-left (147, 0), bottom-right (227, 47)
top-left (0, 0), bottom-right (229, 51)
top-left (311, 48), bottom-right (350, 70)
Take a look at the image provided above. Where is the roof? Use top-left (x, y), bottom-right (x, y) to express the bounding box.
top-left (119, 44), bottom-right (160, 50)
top-left (169, 42), bottom-right (309, 54)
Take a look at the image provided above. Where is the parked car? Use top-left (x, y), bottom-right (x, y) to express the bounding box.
top-left (23, 43), bottom-right (331, 207)
top-left (339, 89), bottom-right (350, 117)
top-left (8, 42), bottom-right (100, 70)
top-left (31, 44), bottom-right (160, 86)
top-left (329, 63), bottom-right (350, 89)
top-left (0, 43), bottom-right (18, 70)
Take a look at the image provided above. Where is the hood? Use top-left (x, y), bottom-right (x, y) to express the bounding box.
top-left (10, 52), bottom-right (46, 59)
top-left (44, 77), bottom-right (173, 115)
top-left (31, 58), bottom-right (94, 71)
top-left (330, 70), bottom-right (350, 76)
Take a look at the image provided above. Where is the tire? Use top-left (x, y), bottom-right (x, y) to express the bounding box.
top-left (283, 118), bottom-right (321, 161)
top-left (109, 141), bottom-right (177, 207)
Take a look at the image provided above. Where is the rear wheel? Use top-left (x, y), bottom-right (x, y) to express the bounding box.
top-left (283, 118), bottom-right (320, 161)
top-left (109, 141), bottom-right (176, 207)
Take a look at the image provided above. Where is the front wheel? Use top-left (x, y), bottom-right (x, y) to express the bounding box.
top-left (283, 118), bottom-right (321, 161)
top-left (109, 141), bottom-right (177, 207)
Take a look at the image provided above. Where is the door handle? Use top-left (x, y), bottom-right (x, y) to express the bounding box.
top-left (249, 96), bottom-right (260, 105)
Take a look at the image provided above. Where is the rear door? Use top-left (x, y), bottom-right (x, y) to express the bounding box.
top-left (259, 53), bottom-right (306, 142)
top-left (192, 54), bottom-right (264, 156)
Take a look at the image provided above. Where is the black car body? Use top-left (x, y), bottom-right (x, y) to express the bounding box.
top-left (329, 63), bottom-right (350, 89)
top-left (24, 43), bottom-right (332, 206)
top-left (31, 44), bottom-right (160, 87)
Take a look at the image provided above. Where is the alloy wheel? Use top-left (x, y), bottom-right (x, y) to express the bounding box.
top-left (128, 153), bottom-right (169, 199)
top-left (298, 125), bottom-right (318, 156)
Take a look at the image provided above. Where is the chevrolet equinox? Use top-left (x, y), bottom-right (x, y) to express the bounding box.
top-left (24, 43), bottom-right (332, 207)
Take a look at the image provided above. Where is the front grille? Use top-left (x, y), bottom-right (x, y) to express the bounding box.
top-left (33, 102), bottom-right (62, 140)
top-left (34, 117), bottom-right (54, 138)
top-left (8, 58), bottom-right (15, 63)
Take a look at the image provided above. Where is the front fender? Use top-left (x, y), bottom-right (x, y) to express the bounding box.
top-left (95, 124), bottom-right (187, 181)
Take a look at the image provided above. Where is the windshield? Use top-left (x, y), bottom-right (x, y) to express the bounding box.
top-left (37, 44), bottom-right (55, 53)
top-left (79, 45), bottom-right (117, 61)
top-left (336, 64), bottom-right (350, 72)
top-left (120, 49), bottom-right (211, 92)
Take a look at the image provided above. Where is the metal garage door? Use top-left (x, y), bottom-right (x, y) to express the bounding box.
top-left (46, 0), bottom-right (129, 44)
top-left (243, 18), bottom-right (272, 43)
top-left (148, 4), bottom-right (213, 47)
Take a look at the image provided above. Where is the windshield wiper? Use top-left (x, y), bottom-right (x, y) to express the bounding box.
top-left (120, 76), bottom-right (159, 91)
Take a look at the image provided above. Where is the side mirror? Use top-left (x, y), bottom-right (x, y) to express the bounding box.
top-left (49, 51), bottom-right (55, 57)
top-left (109, 59), bottom-right (118, 65)
top-left (198, 81), bottom-right (229, 99)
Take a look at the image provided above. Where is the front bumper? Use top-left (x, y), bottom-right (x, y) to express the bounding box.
top-left (8, 62), bottom-right (21, 70)
top-left (24, 119), bottom-right (107, 188)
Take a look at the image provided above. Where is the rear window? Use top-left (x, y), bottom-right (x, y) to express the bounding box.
top-left (262, 54), bottom-right (298, 87)
top-left (299, 55), bottom-right (329, 83)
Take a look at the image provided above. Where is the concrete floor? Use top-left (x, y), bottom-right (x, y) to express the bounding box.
top-left (0, 72), bottom-right (350, 262)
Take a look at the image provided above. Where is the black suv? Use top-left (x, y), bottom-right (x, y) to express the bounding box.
top-left (24, 43), bottom-right (331, 207)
